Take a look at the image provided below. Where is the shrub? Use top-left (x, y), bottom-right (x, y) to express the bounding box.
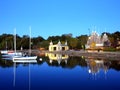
top-left (103, 47), bottom-right (116, 52)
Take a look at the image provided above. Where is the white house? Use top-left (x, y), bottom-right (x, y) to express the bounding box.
top-left (49, 41), bottom-right (69, 51)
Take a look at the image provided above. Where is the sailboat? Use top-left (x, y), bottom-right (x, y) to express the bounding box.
top-left (1, 28), bottom-right (22, 59)
top-left (12, 26), bottom-right (37, 62)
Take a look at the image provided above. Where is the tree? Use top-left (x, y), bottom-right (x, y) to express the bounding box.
top-left (47, 36), bottom-right (61, 42)
top-left (39, 40), bottom-right (49, 50)
top-left (32, 36), bottom-right (45, 49)
top-left (20, 35), bottom-right (29, 49)
top-left (69, 38), bottom-right (78, 49)
top-left (76, 35), bottom-right (88, 49)
top-left (32, 36), bottom-right (45, 45)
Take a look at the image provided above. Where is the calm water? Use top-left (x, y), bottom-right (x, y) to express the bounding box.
top-left (0, 53), bottom-right (120, 90)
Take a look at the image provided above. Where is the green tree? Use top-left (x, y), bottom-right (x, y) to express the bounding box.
top-left (32, 36), bottom-right (45, 49)
top-left (20, 35), bottom-right (29, 49)
top-left (47, 36), bottom-right (61, 42)
top-left (76, 35), bottom-right (88, 49)
top-left (39, 40), bottom-right (49, 50)
top-left (69, 38), bottom-right (78, 49)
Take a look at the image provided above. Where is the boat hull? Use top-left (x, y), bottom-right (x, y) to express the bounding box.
top-left (12, 56), bottom-right (37, 63)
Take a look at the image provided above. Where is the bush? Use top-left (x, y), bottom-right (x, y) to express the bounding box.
top-left (103, 47), bottom-right (116, 52)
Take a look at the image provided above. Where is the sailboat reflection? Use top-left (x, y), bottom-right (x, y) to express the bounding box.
top-left (13, 60), bottom-right (37, 90)
top-left (13, 62), bottom-right (16, 87)
top-left (45, 53), bottom-right (69, 64)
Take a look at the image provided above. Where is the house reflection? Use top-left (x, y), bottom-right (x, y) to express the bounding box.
top-left (0, 55), bottom-right (120, 74)
top-left (45, 53), bottom-right (69, 64)
top-left (85, 58), bottom-right (111, 79)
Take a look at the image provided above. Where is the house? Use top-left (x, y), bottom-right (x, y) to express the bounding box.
top-left (49, 41), bottom-right (69, 51)
top-left (85, 31), bottom-right (111, 52)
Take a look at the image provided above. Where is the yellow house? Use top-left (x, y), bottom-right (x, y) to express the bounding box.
top-left (45, 53), bottom-right (69, 64)
top-left (49, 41), bottom-right (69, 51)
top-left (45, 53), bottom-right (68, 60)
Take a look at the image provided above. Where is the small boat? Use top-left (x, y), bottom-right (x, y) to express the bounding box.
top-left (1, 50), bottom-right (22, 60)
top-left (2, 51), bottom-right (22, 57)
top-left (1, 29), bottom-right (22, 59)
top-left (13, 56), bottom-right (37, 60)
top-left (13, 56), bottom-right (37, 63)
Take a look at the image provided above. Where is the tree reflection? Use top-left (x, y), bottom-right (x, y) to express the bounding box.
top-left (0, 53), bottom-right (120, 72)
top-left (45, 53), bottom-right (87, 69)
top-left (110, 61), bottom-right (120, 71)
top-left (44, 53), bottom-right (120, 75)
top-left (0, 59), bottom-right (13, 68)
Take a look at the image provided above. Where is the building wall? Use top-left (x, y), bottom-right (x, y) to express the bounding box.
top-left (85, 31), bottom-right (110, 50)
top-left (49, 41), bottom-right (69, 51)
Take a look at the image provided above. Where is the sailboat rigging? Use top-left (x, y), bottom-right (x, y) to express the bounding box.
top-left (12, 26), bottom-right (37, 62)
top-left (1, 28), bottom-right (22, 59)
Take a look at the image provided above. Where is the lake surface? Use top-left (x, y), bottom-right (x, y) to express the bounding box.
top-left (0, 53), bottom-right (120, 90)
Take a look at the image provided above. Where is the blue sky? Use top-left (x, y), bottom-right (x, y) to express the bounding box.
top-left (0, 0), bottom-right (120, 39)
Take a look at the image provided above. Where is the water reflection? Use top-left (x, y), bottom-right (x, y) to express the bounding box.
top-left (45, 53), bottom-right (109, 72)
top-left (1, 53), bottom-right (120, 72)
top-left (44, 53), bottom-right (120, 72)
top-left (0, 53), bottom-right (120, 90)
top-left (45, 53), bottom-right (69, 64)
top-left (86, 59), bottom-right (109, 73)
top-left (0, 53), bottom-right (120, 73)
top-left (85, 58), bottom-right (111, 80)
top-left (12, 61), bottom-right (33, 90)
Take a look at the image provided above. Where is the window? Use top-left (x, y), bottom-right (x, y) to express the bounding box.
top-left (54, 47), bottom-right (56, 51)
top-left (62, 47), bottom-right (65, 50)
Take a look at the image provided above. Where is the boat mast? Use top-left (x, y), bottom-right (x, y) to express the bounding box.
top-left (6, 41), bottom-right (8, 50)
top-left (29, 26), bottom-right (31, 56)
top-left (14, 28), bottom-right (16, 53)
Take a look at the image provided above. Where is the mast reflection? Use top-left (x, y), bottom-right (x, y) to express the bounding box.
top-left (0, 55), bottom-right (120, 81)
top-left (12, 60), bottom-right (37, 90)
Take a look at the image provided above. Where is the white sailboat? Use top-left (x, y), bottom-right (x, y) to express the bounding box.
top-left (12, 26), bottom-right (37, 62)
top-left (1, 28), bottom-right (22, 59)
top-left (13, 56), bottom-right (37, 62)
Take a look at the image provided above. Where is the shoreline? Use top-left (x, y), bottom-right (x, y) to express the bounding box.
top-left (13, 50), bottom-right (120, 60)
top-left (42, 50), bottom-right (120, 60)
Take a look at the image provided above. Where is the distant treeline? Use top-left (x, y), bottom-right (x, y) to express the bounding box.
top-left (0, 31), bottom-right (120, 50)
